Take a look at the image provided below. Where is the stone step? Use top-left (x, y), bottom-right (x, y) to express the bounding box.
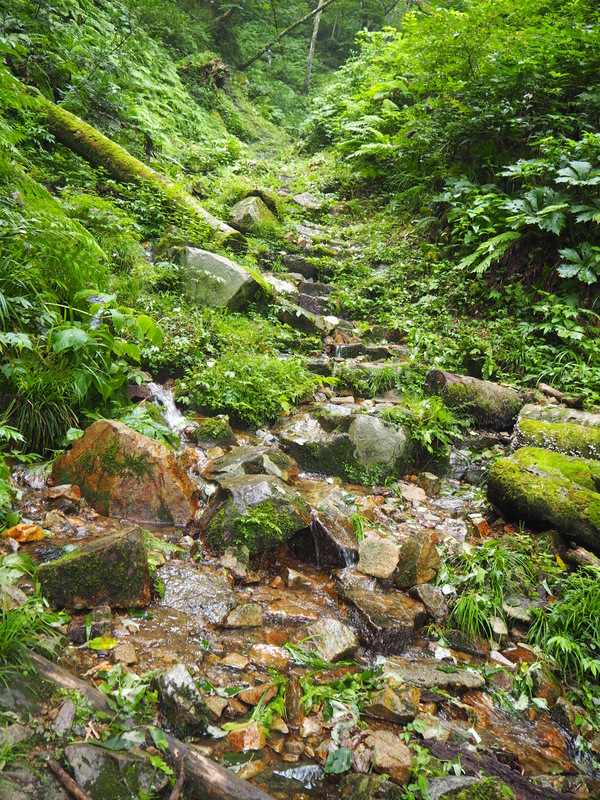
top-left (299, 280), bottom-right (335, 297)
top-left (297, 293), bottom-right (331, 316)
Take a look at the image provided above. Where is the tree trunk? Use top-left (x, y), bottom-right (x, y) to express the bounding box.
top-left (302, 6), bottom-right (322, 94)
top-left (239, 0), bottom-right (338, 71)
top-left (35, 95), bottom-right (245, 250)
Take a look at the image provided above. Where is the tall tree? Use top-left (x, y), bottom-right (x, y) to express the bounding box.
top-left (303, 3), bottom-right (322, 93)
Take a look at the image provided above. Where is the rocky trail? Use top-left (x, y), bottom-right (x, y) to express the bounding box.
top-left (2, 204), bottom-right (600, 800)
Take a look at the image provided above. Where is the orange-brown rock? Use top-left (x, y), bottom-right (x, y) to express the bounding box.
top-left (51, 420), bottom-right (196, 525)
top-left (2, 523), bottom-right (44, 542)
top-left (226, 722), bottom-right (266, 752)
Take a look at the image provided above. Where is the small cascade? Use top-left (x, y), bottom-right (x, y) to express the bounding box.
top-left (147, 382), bottom-right (187, 433)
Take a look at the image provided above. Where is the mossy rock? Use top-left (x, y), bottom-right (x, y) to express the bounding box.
top-left (51, 419), bottom-right (196, 525)
top-left (197, 474), bottom-right (310, 555)
top-left (488, 446), bottom-right (600, 553)
top-left (516, 417), bottom-right (600, 460)
top-left (37, 527), bottom-right (151, 610)
top-left (425, 369), bottom-right (522, 430)
top-left (276, 405), bottom-right (412, 486)
top-left (191, 416), bottom-right (236, 447)
top-left (452, 778), bottom-right (507, 799)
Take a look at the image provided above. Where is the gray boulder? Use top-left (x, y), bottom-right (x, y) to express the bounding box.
top-left (230, 196), bottom-right (276, 232)
top-left (276, 405), bottom-right (411, 485)
top-left (159, 563), bottom-right (237, 624)
top-left (153, 663), bottom-right (210, 738)
top-left (180, 246), bottom-right (259, 309)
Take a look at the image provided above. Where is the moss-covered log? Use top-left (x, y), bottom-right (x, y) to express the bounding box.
top-left (515, 417), bottom-right (600, 460)
top-left (37, 97), bottom-right (245, 250)
top-left (424, 370), bottom-right (522, 430)
top-left (519, 403), bottom-right (600, 428)
top-left (487, 446), bottom-right (600, 553)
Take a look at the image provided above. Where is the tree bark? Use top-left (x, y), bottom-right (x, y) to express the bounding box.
top-left (33, 93), bottom-right (245, 250)
top-left (302, 6), bottom-right (322, 94)
top-left (239, 0), bottom-right (338, 71)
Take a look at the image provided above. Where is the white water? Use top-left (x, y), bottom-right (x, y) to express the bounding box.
top-left (147, 382), bottom-right (187, 432)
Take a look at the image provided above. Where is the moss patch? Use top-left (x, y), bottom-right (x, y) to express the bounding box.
top-left (517, 417), bottom-right (600, 461)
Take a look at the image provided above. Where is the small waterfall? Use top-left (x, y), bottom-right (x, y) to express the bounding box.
top-left (147, 382), bottom-right (187, 432)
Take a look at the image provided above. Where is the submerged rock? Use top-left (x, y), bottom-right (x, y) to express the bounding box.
top-left (64, 743), bottom-right (169, 800)
top-left (487, 446), bottom-right (600, 552)
top-left (277, 405), bottom-right (411, 485)
top-left (52, 419), bottom-right (196, 525)
top-left (424, 370), bottom-right (522, 430)
top-left (225, 602), bottom-right (263, 628)
top-left (38, 527), bottom-right (151, 610)
top-left (153, 663), bottom-right (210, 738)
top-left (197, 474), bottom-right (310, 556)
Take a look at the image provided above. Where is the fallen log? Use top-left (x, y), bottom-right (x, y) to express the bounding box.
top-left (28, 652), bottom-right (276, 800)
top-left (48, 759), bottom-right (94, 800)
top-left (537, 382), bottom-right (584, 409)
top-left (424, 369), bottom-right (523, 430)
top-left (25, 87), bottom-right (244, 251)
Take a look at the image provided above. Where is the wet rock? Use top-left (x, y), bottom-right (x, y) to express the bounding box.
top-left (205, 695), bottom-right (229, 719)
top-left (217, 547), bottom-right (248, 579)
top-left (198, 474), bottom-right (310, 556)
top-left (205, 445), bottom-right (298, 484)
top-left (302, 617), bottom-right (358, 663)
top-left (276, 405), bottom-right (411, 485)
top-left (221, 653), bottom-right (249, 670)
top-left (366, 729), bottom-right (412, 785)
top-left (409, 584), bottom-right (449, 624)
top-left (424, 370), bottom-right (523, 430)
top-left (299, 716), bottom-right (322, 739)
top-left (0, 766), bottom-right (69, 800)
top-left (227, 721), bottom-right (266, 752)
top-left (279, 253), bottom-right (316, 279)
top-left (47, 483), bottom-right (82, 502)
top-left (302, 484), bottom-right (359, 568)
top-left (189, 416), bottom-right (236, 447)
top-left (488, 446), bottom-right (600, 552)
top-left (395, 530), bottom-right (441, 588)
top-left (502, 643), bottom-right (538, 664)
top-left (37, 527), bottom-right (151, 610)
top-left (230, 196), bottom-right (276, 232)
top-left (52, 420), bottom-right (196, 525)
top-left (248, 644), bottom-right (291, 672)
top-left (427, 776), bottom-right (479, 799)
top-left (340, 574), bottom-right (427, 654)
top-left (113, 642), bottom-right (138, 665)
top-left (2, 523), bottom-right (44, 543)
top-left (490, 615), bottom-right (508, 642)
top-left (357, 536), bottom-right (400, 580)
top-left (398, 482), bottom-right (427, 504)
top-left (384, 657), bottom-right (485, 691)
top-left (307, 356), bottom-right (333, 376)
top-left (159, 563), bottom-right (237, 624)
top-left (180, 246), bottom-right (259, 309)
top-left (516, 416), bottom-right (600, 461)
top-left (153, 663), bottom-right (210, 737)
top-left (52, 700), bottom-right (76, 736)
top-left (286, 568), bottom-right (311, 589)
top-left (550, 697), bottom-right (580, 733)
top-left (364, 682), bottom-right (419, 724)
top-left (225, 602), bottom-right (263, 627)
top-left (276, 301), bottom-right (338, 336)
top-left (64, 743), bottom-right (169, 800)
top-left (412, 713), bottom-right (457, 741)
top-left (417, 472), bottom-right (442, 496)
top-left (238, 683), bottom-right (278, 706)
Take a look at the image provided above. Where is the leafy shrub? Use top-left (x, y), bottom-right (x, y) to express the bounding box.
top-left (177, 351), bottom-right (318, 428)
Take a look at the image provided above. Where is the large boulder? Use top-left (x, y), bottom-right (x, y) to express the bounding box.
top-left (276, 405), bottom-right (411, 485)
top-left (515, 416), bottom-right (600, 460)
top-left (37, 527), bottom-right (151, 610)
top-left (488, 447), bottom-right (600, 552)
top-left (424, 370), bottom-right (523, 430)
top-left (52, 420), bottom-right (196, 525)
top-left (204, 445), bottom-right (298, 484)
top-left (159, 563), bottom-right (237, 624)
top-left (229, 196), bottom-right (276, 232)
top-left (180, 246), bottom-right (259, 309)
top-left (64, 743), bottom-right (169, 800)
top-left (197, 474), bottom-right (310, 555)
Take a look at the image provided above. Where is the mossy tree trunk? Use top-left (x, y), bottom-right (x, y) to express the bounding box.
top-left (38, 97), bottom-right (245, 250)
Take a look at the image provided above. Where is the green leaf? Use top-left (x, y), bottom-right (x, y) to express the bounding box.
top-left (52, 327), bottom-right (92, 353)
top-left (88, 636), bottom-right (118, 651)
top-left (324, 747), bottom-right (353, 774)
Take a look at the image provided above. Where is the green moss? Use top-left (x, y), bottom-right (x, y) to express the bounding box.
top-left (487, 447), bottom-right (600, 551)
top-left (192, 417), bottom-right (236, 446)
top-left (517, 417), bottom-right (600, 461)
top-left (101, 436), bottom-right (153, 479)
top-left (454, 779), bottom-right (507, 799)
top-left (233, 500), bottom-right (299, 555)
